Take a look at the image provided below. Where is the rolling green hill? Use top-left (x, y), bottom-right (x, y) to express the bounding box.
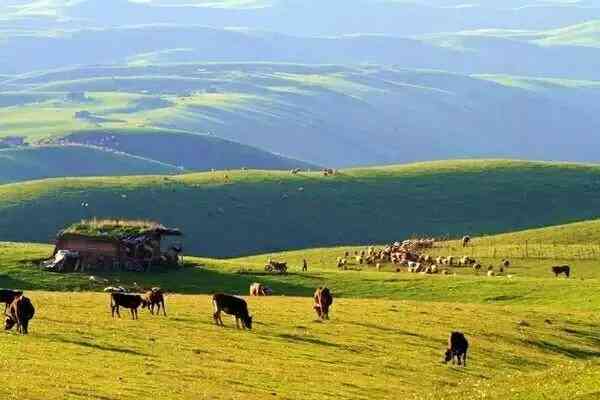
top-left (3, 64), bottom-right (600, 168)
top-left (475, 218), bottom-right (600, 246)
top-left (3, 160), bottom-right (600, 257)
top-left (0, 126), bottom-right (313, 182)
top-left (0, 144), bottom-right (179, 183)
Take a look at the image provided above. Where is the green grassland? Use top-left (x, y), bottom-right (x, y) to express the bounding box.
top-left (3, 219), bottom-right (600, 398)
top-left (2, 292), bottom-right (600, 400)
top-left (3, 160), bottom-right (600, 256)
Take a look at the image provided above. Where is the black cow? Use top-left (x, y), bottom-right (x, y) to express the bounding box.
top-left (443, 331), bottom-right (469, 366)
top-left (110, 293), bottom-right (144, 319)
top-left (0, 289), bottom-right (23, 313)
top-left (314, 287), bottom-right (333, 320)
top-left (552, 265), bottom-right (570, 278)
top-left (212, 293), bottom-right (252, 329)
top-left (5, 295), bottom-right (35, 334)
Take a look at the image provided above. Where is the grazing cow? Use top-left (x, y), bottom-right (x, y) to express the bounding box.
top-left (443, 331), bottom-right (469, 366)
top-left (249, 283), bottom-right (272, 296)
top-left (552, 265), bottom-right (570, 278)
top-left (462, 235), bottom-right (471, 247)
top-left (0, 289), bottom-right (23, 312)
top-left (212, 294), bottom-right (252, 330)
top-left (313, 287), bottom-right (333, 320)
top-left (142, 288), bottom-right (166, 316)
top-left (110, 293), bottom-right (144, 319)
top-left (5, 295), bottom-right (35, 335)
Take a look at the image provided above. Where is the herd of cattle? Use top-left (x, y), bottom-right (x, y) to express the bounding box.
top-left (1, 284), bottom-right (469, 365)
top-left (3, 234), bottom-right (578, 369)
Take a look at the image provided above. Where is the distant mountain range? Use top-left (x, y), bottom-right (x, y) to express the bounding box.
top-left (2, 23), bottom-right (600, 80)
top-left (2, 0), bottom-right (600, 181)
top-left (4, 0), bottom-right (600, 36)
top-left (3, 63), bottom-right (600, 168)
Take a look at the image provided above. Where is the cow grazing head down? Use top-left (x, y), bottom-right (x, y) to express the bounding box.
top-left (212, 293), bottom-right (253, 330)
top-left (4, 316), bottom-right (16, 331)
top-left (443, 349), bottom-right (453, 363)
top-left (442, 331), bottom-right (469, 366)
top-left (242, 314), bottom-right (253, 330)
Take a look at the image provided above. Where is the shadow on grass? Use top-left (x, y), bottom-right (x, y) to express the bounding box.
top-left (276, 333), bottom-right (341, 348)
top-left (123, 266), bottom-right (317, 296)
top-left (345, 320), bottom-right (433, 340)
top-left (484, 295), bottom-right (524, 302)
top-left (0, 274), bottom-right (38, 290)
top-left (522, 338), bottom-right (600, 360)
top-left (42, 334), bottom-right (150, 357)
top-left (65, 390), bottom-right (116, 400)
top-left (562, 327), bottom-right (600, 347)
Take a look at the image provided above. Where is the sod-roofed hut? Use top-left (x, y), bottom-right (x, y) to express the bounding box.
top-left (49, 219), bottom-right (183, 272)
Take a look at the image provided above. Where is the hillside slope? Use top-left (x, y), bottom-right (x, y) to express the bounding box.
top-left (3, 160), bottom-right (600, 256)
top-left (477, 218), bottom-right (600, 245)
top-left (3, 64), bottom-right (600, 167)
top-left (0, 144), bottom-right (178, 183)
top-left (60, 128), bottom-right (315, 171)
top-left (0, 126), bottom-right (313, 183)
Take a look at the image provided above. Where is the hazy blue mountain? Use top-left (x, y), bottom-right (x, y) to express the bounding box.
top-left (2, 24), bottom-right (600, 81)
top-left (4, 0), bottom-right (600, 36)
top-left (4, 63), bottom-right (600, 167)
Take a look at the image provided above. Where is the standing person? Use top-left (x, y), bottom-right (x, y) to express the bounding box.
top-left (302, 259), bottom-right (308, 272)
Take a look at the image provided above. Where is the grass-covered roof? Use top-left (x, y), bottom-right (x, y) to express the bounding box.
top-left (61, 219), bottom-right (173, 239)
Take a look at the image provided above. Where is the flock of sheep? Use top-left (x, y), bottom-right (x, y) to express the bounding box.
top-left (335, 237), bottom-right (512, 277)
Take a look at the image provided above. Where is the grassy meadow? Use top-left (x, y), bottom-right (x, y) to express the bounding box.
top-left (2, 293), bottom-right (600, 400)
top-left (3, 219), bottom-right (600, 398)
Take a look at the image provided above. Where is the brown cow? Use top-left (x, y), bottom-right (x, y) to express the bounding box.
top-left (5, 295), bottom-right (35, 334)
top-left (142, 288), bottom-right (166, 316)
top-left (313, 287), bottom-right (333, 320)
